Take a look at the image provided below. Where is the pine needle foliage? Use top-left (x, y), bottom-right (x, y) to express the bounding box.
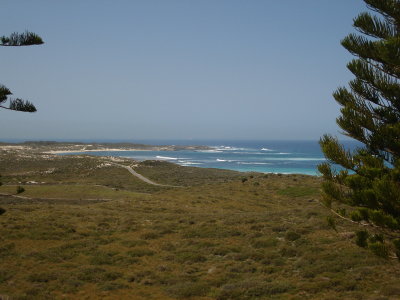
top-left (0, 31), bottom-right (43, 46)
top-left (0, 31), bottom-right (44, 112)
top-left (319, 0), bottom-right (400, 257)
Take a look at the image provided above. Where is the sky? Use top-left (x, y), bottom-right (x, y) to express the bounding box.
top-left (1, 0), bottom-right (366, 141)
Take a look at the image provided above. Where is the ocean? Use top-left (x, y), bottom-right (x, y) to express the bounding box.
top-left (58, 140), bottom-right (360, 176)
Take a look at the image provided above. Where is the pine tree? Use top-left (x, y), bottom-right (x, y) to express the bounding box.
top-left (0, 31), bottom-right (43, 215)
top-left (0, 31), bottom-right (43, 112)
top-left (319, 0), bottom-right (400, 258)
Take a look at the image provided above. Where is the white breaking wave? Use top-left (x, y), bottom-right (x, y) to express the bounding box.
top-left (156, 156), bottom-right (179, 160)
top-left (263, 172), bottom-right (292, 175)
top-left (261, 148), bottom-right (274, 151)
top-left (196, 150), bottom-right (223, 153)
top-left (232, 151), bottom-right (265, 155)
top-left (286, 158), bottom-right (325, 161)
top-left (179, 162), bottom-right (203, 165)
top-left (216, 159), bottom-right (237, 162)
top-left (263, 157), bottom-right (325, 161)
top-left (213, 146), bottom-right (247, 151)
top-left (237, 162), bottom-right (270, 165)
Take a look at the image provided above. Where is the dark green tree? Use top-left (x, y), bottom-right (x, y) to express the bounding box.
top-left (319, 0), bottom-right (400, 258)
top-left (0, 31), bottom-right (43, 215)
top-left (0, 31), bottom-right (43, 112)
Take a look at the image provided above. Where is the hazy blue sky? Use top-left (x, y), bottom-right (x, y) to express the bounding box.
top-left (1, 0), bottom-right (366, 141)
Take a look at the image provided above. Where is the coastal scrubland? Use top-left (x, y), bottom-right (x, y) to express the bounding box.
top-left (0, 147), bottom-right (399, 299)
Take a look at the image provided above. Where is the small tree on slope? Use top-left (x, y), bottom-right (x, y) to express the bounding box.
top-left (0, 31), bottom-right (43, 112)
top-left (319, 0), bottom-right (400, 258)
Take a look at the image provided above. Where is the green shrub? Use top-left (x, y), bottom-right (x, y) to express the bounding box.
top-left (0, 270), bottom-right (13, 283)
top-left (336, 208), bottom-right (346, 216)
top-left (77, 267), bottom-right (122, 283)
top-left (217, 279), bottom-right (292, 299)
top-left (369, 233), bottom-right (384, 243)
top-left (120, 240), bottom-right (148, 247)
top-left (166, 281), bottom-right (210, 298)
top-left (280, 246), bottom-right (298, 257)
top-left (358, 208), bottom-right (370, 220)
top-left (369, 242), bottom-right (389, 258)
top-left (140, 232), bottom-right (159, 240)
top-left (393, 239), bottom-right (400, 260)
top-left (326, 216), bottom-right (337, 231)
top-left (100, 282), bottom-right (128, 291)
top-left (285, 231), bottom-right (301, 241)
top-left (27, 272), bottom-right (57, 283)
top-left (127, 248), bottom-right (154, 257)
top-left (0, 243), bottom-right (15, 258)
top-left (382, 284), bottom-right (400, 296)
top-left (251, 238), bottom-right (277, 248)
top-left (355, 230), bottom-right (369, 248)
top-left (241, 177), bottom-right (248, 183)
top-left (175, 251), bottom-right (207, 263)
top-left (16, 186), bottom-right (25, 194)
top-left (350, 210), bottom-right (363, 222)
top-left (89, 251), bottom-right (120, 265)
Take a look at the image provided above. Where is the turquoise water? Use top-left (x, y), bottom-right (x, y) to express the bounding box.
top-left (59, 140), bottom-right (359, 175)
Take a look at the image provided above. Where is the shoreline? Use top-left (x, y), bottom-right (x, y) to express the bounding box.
top-left (44, 148), bottom-right (154, 154)
top-left (0, 141), bottom-right (212, 154)
top-left (53, 151), bottom-right (319, 176)
top-left (0, 141), bottom-right (321, 176)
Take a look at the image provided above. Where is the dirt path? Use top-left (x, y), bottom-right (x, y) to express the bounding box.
top-left (0, 193), bottom-right (111, 203)
top-left (110, 163), bottom-right (181, 187)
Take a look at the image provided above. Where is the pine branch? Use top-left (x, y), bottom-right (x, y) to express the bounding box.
top-left (318, 200), bottom-right (399, 259)
top-left (1, 98), bottom-right (37, 112)
top-left (0, 84), bottom-right (12, 103)
top-left (354, 12), bottom-right (396, 39)
top-left (320, 0), bottom-right (400, 259)
top-left (0, 31), bottom-right (43, 46)
top-left (364, 0), bottom-right (400, 24)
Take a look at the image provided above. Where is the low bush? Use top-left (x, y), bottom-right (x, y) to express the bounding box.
top-left (285, 231), bottom-right (301, 241)
top-left (166, 281), bottom-right (210, 298)
top-left (16, 186), bottom-right (25, 194)
top-left (355, 231), bottom-right (369, 248)
top-left (369, 242), bottom-right (388, 258)
top-left (27, 272), bottom-right (57, 283)
top-left (126, 248), bottom-right (154, 257)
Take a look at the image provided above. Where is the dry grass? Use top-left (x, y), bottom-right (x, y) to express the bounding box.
top-left (0, 150), bottom-right (399, 299)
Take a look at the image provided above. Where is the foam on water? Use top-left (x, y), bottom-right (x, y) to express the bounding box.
top-left (156, 156), bottom-right (179, 160)
top-left (178, 161), bottom-right (203, 165)
top-left (196, 150), bottom-right (223, 153)
top-left (213, 146), bottom-right (248, 151)
top-left (216, 158), bottom-right (237, 162)
top-left (56, 140), bottom-right (357, 175)
top-left (237, 162), bottom-right (270, 165)
top-left (260, 157), bottom-right (325, 161)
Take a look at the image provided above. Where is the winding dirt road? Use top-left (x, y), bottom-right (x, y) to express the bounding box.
top-left (110, 162), bottom-right (180, 187)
